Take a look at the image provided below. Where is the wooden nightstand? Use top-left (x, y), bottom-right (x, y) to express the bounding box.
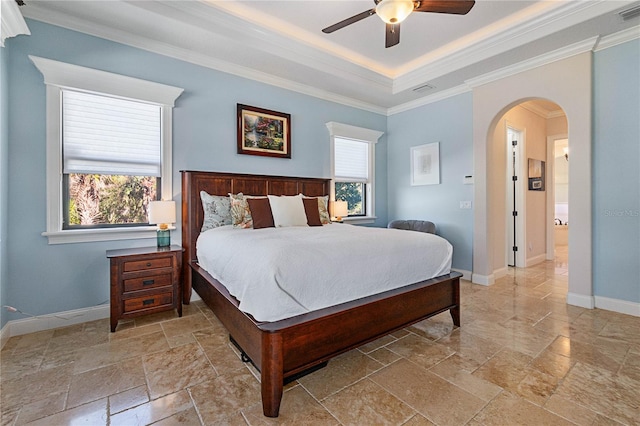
top-left (107, 245), bottom-right (183, 332)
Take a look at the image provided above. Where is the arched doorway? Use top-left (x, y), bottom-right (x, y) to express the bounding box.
top-left (470, 49), bottom-right (595, 309)
top-left (485, 99), bottom-right (567, 278)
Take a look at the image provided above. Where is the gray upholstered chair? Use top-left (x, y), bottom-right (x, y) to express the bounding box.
top-left (387, 219), bottom-right (437, 234)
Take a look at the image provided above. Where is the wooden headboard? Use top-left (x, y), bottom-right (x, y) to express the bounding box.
top-left (180, 170), bottom-right (330, 303)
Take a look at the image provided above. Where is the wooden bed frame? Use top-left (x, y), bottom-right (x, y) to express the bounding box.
top-left (181, 170), bottom-right (461, 417)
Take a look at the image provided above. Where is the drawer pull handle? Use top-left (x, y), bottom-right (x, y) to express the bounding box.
top-left (142, 299), bottom-right (155, 306)
top-left (142, 279), bottom-right (155, 286)
top-left (146, 262), bottom-right (152, 267)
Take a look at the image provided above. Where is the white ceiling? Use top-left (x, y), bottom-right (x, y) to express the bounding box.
top-left (20, 0), bottom-right (640, 114)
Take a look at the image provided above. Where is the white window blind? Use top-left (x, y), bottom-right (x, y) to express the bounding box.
top-left (334, 137), bottom-right (369, 182)
top-left (63, 90), bottom-right (161, 176)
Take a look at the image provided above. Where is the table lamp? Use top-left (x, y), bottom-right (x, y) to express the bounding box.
top-left (331, 200), bottom-right (348, 222)
top-left (148, 200), bottom-right (176, 247)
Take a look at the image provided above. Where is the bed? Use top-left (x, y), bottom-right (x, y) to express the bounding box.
top-left (181, 170), bottom-right (462, 417)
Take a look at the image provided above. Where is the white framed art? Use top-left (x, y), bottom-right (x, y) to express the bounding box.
top-left (411, 142), bottom-right (440, 186)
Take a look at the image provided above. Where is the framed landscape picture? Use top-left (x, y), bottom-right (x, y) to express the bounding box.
top-left (237, 104), bottom-right (291, 158)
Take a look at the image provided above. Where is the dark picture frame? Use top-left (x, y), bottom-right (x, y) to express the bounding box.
top-left (237, 104), bottom-right (291, 158)
top-left (528, 158), bottom-right (545, 191)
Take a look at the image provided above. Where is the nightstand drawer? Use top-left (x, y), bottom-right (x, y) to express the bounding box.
top-left (124, 273), bottom-right (172, 293)
top-left (124, 257), bottom-right (172, 272)
top-left (124, 292), bottom-right (173, 313)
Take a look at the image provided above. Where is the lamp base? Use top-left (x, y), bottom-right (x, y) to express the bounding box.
top-left (156, 229), bottom-right (170, 248)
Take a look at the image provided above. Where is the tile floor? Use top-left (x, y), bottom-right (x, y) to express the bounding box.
top-left (1, 246), bottom-right (639, 425)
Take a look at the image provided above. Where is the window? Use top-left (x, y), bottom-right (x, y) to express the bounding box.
top-left (30, 56), bottom-right (183, 244)
top-left (326, 122), bottom-right (383, 223)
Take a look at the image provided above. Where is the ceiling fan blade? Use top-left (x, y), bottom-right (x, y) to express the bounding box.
top-left (414, 0), bottom-right (475, 15)
top-left (385, 23), bottom-right (400, 48)
top-left (322, 8), bottom-right (376, 33)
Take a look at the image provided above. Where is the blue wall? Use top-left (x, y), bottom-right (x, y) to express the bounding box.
top-left (1, 20), bottom-right (386, 327)
top-left (386, 93), bottom-right (474, 272)
top-left (1, 45), bottom-right (9, 328)
top-left (593, 40), bottom-right (640, 303)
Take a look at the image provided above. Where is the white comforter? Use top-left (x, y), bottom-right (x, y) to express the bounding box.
top-left (196, 224), bottom-right (453, 322)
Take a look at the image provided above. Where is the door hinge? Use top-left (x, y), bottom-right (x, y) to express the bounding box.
top-left (513, 246), bottom-right (518, 252)
top-left (512, 140), bottom-right (517, 146)
top-left (512, 211), bottom-right (518, 216)
top-left (512, 176), bottom-right (518, 181)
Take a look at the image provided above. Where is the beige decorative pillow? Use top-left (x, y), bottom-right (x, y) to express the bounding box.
top-left (317, 195), bottom-right (331, 224)
top-left (229, 193), bottom-right (253, 229)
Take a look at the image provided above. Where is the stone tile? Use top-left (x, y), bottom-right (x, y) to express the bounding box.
top-left (366, 347), bottom-right (402, 366)
top-left (67, 357), bottom-right (146, 408)
top-left (297, 350), bottom-right (383, 401)
top-left (0, 347), bottom-right (44, 380)
top-left (109, 385), bottom-right (149, 415)
top-left (243, 385), bottom-right (338, 425)
top-left (48, 322), bottom-right (109, 351)
top-left (190, 368), bottom-right (261, 423)
top-left (143, 342), bottom-right (217, 399)
top-left (409, 314), bottom-right (456, 341)
top-left (370, 359), bottom-right (485, 426)
top-left (108, 323), bottom-right (162, 342)
top-left (134, 310), bottom-right (181, 327)
top-left (357, 334), bottom-right (397, 354)
top-left (429, 357), bottom-right (502, 402)
top-left (13, 391), bottom-right (66, 425)
top-left (322, 378), bottom-right (414, 426)
top-left (436, 329), bottom-right (503, 371)
top-left (73, 330), bottom-right (170, 374)
top-left (472, 349), bottom-right (532, 392)
top-left (530, 348), bottom-right (575, 379)
top-left (160, 312), bottom-right (213, 338)
top-left (152, 407), bottom-right (203, 425)
top-left (514, 367), bottom-right (558, 406)
top-left (555, 361), bottom-right (640, 425)
top-left (0, 364), bottom-right (73, 410)
top-left (9, 330), bottom-right (54, 355)
top-left (25, 398), bottom-right (108, 426)
top-left (472, 392), bottom-right (573, 425)
top-left (546, 335), bottom-right (629, 372)
top-left (109, 390), bottom-right (193, 425)
top-left (402, 414), bottom-right (436, 426)
top-left (193, 328), bottom-right (246, 376)
top-left (385, 333), bottom-right (455, 370)
top-left (619, 351), bottom-right (640, 382)
top-left (544, 394), bottom-right (600, 425)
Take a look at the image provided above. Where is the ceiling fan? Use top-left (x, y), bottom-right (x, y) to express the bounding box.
top-left (322, 0), bottom-right (475, 48)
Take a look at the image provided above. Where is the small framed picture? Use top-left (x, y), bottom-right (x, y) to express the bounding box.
top-left (237, 104), bottom-right (291, 158)
top-left (411, 142), bottom-right (440, 186)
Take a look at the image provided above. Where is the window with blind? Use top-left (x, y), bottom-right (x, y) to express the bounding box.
top-left (31, 56), bottom-right (183, 244)
top-left (326, 122), bottom-right (383, 223)
top-left (334, 138), bottom-right (369, 216)
top-left (62, 91), bottom-right (161, 229)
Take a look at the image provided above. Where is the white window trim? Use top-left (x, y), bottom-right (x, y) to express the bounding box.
top-left (326, 122), bottom-right (383, 225)
top-left (30, 56), bottom-right (184, 244)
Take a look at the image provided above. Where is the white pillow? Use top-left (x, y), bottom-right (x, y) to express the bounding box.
top-left (267, 195), bottom-right (308, 227)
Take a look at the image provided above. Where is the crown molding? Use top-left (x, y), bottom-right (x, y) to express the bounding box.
top-left (387, 85), bottom-right (471, 116)
top-left (392, 0), bottom-right (630, 93)
top-left (465, 36), bottom-right (600, 89)
top-left (594, 24), bottom-right (640, 51)
top-left (1, 0), bottom-right (31, 47)
top-left (22, 7), bottom-right (387, 115)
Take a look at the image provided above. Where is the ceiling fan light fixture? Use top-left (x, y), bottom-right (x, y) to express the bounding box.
top-left (376, 0), bottom-right (415, 24)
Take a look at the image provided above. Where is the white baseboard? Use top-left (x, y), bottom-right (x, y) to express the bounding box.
top-left (567, 292), bottom-right (595, 309)
top-left (451, 268), bottom-right (472, 281)
top-left (472, 273), bottom-right (495, 286)
top-left (0, 322), bottom-right (10, 350)
top-left (526, 254), bottom-right (547, 267)
top-left (595, 296), bottom-right (640, 317)
top-left (1, 304), bottom-right (110, 341)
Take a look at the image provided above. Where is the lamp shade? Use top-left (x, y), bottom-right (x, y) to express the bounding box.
top-left (148, 200), bottom-right (176, 225)
top-left (376, 0), bottom-right (414, 24)
top-left (331, 200), bottom-right (349, 219)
